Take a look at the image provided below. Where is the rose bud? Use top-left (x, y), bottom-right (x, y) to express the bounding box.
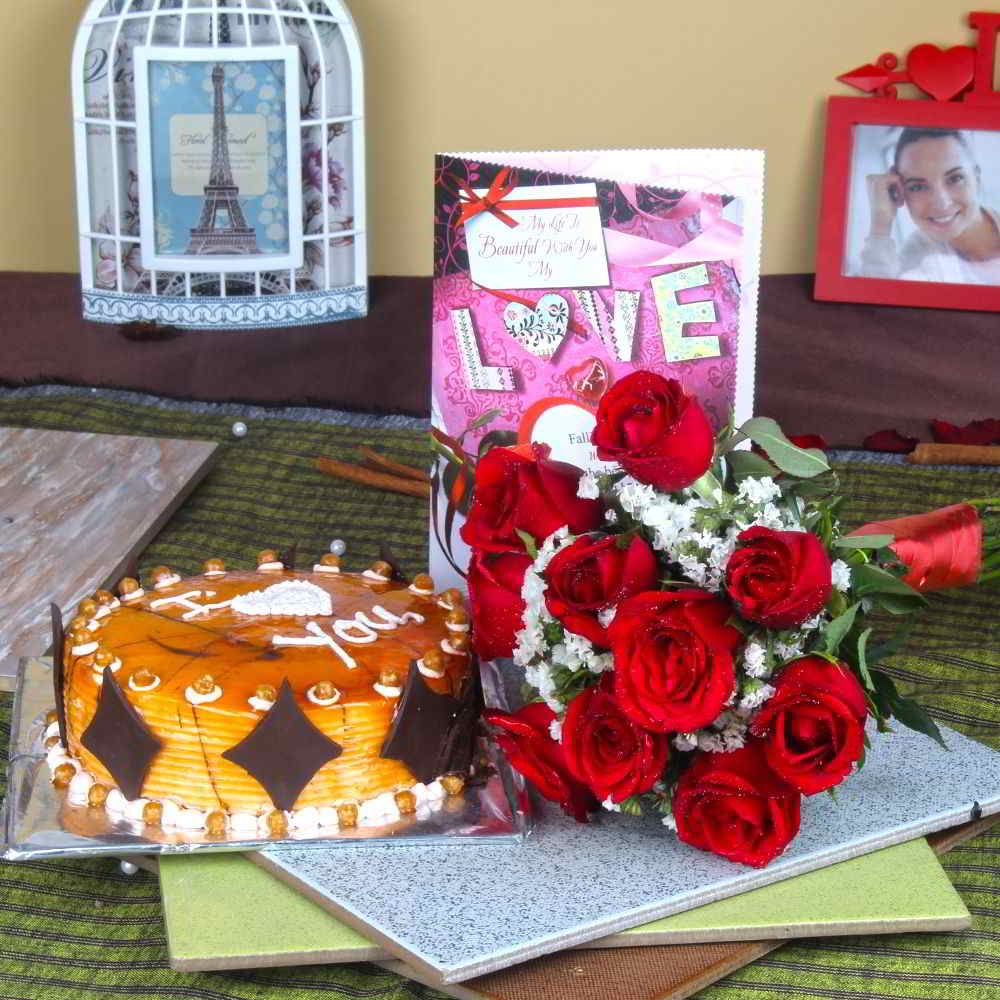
top-left (466, 551), bottom-right (532, 660)
top-left (725, 526), bottom-right (832, 629)
top-left (848, 503), bottom-right (982, 593)
top-left (484, 702), bottom-right (597, 823)
top-left (750, 656), bottom-right (867, 795)
top-left (543, 534), bottom-right (657, 646)
top-left (591, 371), bottom-right (714, 491)
top-left (608, 590), bottom-right (743, 733)
top-left (672, 741), bottom-right (801, 867)
top-left (561, 678), bottom-right (669, 804)
top-left (460, 444), bottom-right (604, 555)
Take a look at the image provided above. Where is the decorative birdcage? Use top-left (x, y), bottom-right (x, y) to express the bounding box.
top-left (72, 0), bottom-right (366, 329)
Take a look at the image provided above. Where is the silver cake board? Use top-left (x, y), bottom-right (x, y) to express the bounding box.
top-left (1, 658), bottom-right (528, 860)
top-left (253, 720), bottom-right (1000, 985)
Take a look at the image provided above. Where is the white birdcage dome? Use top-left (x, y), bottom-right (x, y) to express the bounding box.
top-left (72, 0), bottom-right (366, 329)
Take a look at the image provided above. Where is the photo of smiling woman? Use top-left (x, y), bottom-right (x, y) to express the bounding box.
top-left (846, 125), bottom-right (1000, 284)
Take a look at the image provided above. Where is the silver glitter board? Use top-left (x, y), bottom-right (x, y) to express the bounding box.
top-left (0, 658), bottom-right (528, 860)
top-left (255, 720), bottom-right (1000, 985)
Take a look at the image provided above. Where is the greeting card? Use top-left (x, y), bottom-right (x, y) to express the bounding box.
top-left (430, 149), bottom-right (764, 587)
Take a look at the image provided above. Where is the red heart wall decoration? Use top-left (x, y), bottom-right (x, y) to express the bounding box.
top-left (906, 44), bottom-right (975, 101)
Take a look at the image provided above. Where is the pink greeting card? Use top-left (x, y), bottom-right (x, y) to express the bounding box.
top-left (430, 149), bottom-right (764, 588)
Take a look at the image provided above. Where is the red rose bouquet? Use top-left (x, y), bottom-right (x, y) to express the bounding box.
top-left (459, 371), bottom-right (998, 868)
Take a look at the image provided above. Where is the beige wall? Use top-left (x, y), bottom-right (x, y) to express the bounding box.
top-left (2, 0), bottom-right (981, 275)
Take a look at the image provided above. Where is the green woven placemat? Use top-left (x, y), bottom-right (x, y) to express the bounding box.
top-left (0, 392), bottom-right (998, 1000)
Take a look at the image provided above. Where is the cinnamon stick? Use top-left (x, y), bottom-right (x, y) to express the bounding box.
top-left (906, 444), bottom-right (1000, 466)
top-left (358, 446), bottom-right (431, 483)
top-left (315, 457), bottom-right (431, 498)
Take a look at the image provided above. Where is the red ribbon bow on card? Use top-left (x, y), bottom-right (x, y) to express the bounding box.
top-left (456, 169), bottom-right (520, 228)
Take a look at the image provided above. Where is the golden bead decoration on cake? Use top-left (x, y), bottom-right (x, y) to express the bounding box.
top-left (314, 553), bottom-right (341, 574)
top-left (77, 598), bottom-right (99, 619)
top-left (248, 682), bottom-right (276, 710)
top-left (307, 680), bottom-right (340, 706)
top-left (437, 587), bottom-right (463, 611)
top-left (117, 577), bottom-right (144, 601)
top-left (395, 790), bottom-right (417, 815)
top-left (186, 673), bottom-right (222, 705)
top-left (337, 803), bottom-right (358, 828)
top-left (374, 668), bottom-right (402, 699)
top-left (68, 625), bottom-right (97, 655)
top-left (150, 566), bottom-right (180, 590)
top-left (87, 783), bottom-right (109, 808)
top-left (445, 608), bottom-right (470, 633)
top-left (52, 763), bottom-right (76, 788)
top-left (441, 773), bottom-right (465, 797)
top-left (256, 550), bottom-right (282, 571)
top-left (266, 810), bottom-right (288, 836)
top-left (205, 810), bottom-right (227, 837)
top-left (129, 667), bottom-right (160, 693)
top-left (364, 560), bottom-right (393, 583)
top-left (69, 616), bottom-right (89, 634)
top-left (409, 573), bottom-right (434, 596)
top-left (418, 647), bottom-right (446, 679)
top-left (202, 558), bottom-right (226, 577)
top-left (94, 649), bottom-right (114, 669)
top-left (142, 801), bottom-right (163, 827)
top-left (94, 589), bottom-right (116, 606)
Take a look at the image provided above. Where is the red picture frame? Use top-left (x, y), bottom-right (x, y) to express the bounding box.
top-left (815, 95), bottom-right (1000, 310)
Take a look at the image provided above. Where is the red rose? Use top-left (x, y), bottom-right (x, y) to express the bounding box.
top-left (608, 590), bottom-right (743, 733)
top-left (543, 535), bottom-right (658, 646)
top-left (561, 679), bottom-right (669, 804)
top-left (461, 444), bottom-right (604, 555)
top-left (591, 371), bottom-right (714, 491)
top-left (673, 741), bottom-right (801, 867)
top-left (750, 656), bottom-right (868, 795)
top-left (467, 551), bottom-right (532, 660)
top-left (725, 526), bottom-right (832, 629)
top-left (484, 702), bottom-right (597, 822)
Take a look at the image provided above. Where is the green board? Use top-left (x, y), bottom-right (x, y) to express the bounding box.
top-left (160, 837), bottom-right (968, 971)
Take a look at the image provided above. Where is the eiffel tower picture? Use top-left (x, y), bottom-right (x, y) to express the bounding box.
top-left (186, 63), bottom-right (261, 256)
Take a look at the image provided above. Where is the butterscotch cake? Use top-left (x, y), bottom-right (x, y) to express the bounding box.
top-left (44, 554), bottom-right (479, 838)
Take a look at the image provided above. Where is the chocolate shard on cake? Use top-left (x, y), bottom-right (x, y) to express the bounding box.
top-left (223, 679), bottom-right (343, 811)
top-left (49, 602), bottom-right (68, 747)
top-left (380, 661), bottom-right (482, 785)
top-left (81, 667), bottom-right (162, 800)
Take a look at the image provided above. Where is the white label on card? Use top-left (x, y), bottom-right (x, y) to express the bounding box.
top-left (464, 183), bottom-right (610, 291)
top-left (168, 113), bottom-right (269, 196)
top-left (521, 400), bottom-right (618, 474)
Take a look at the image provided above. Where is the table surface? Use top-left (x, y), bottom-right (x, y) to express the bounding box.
top-left (0, 389), bottom-right (997, 1000)
top-left (3, 272), bottom-right (1000, 447)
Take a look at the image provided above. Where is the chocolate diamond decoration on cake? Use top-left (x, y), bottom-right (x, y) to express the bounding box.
top-left (81, 667), bottom-right (163, 800)
top-left (222, 679), bottom-right (342, 811)
top-left (380, 662), bottom-right (472, 785)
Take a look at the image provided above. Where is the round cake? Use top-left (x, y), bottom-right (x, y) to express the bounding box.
top-left (43, 552), bottom-right (478, 838)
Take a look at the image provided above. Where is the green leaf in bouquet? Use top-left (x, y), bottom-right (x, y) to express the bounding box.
top-left (543, 621), bottom-right (565, 645)
top-left (737, 417), bottom-right (829, 478)
top-left (780, 470), bottom-right (841, 501)
top-left (822, 602), bottom-right (860, 656)
top-left (833, 534), bottom-right (895, 550)
top-left (870, 670), bottom-right (948, 750)
top-left (429, 434), bottom-right (466, 467)
top-left (724, 449), bottom-right (779, 483)
top-left (459, 407), bottom-right (502, 442)
top-left (478, 429), bottom-right (518, 458)
top-left (866, 624), bottom-right (914, 665)
top-left (851, 564), bottom-right (928, 608)
top-left (515, 529), bottom-right (538, 559)
top-left (855, 626), bottom-right (875, 692)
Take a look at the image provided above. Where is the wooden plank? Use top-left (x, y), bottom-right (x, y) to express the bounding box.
top-left (0, 427), bottom-right (217, 663)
